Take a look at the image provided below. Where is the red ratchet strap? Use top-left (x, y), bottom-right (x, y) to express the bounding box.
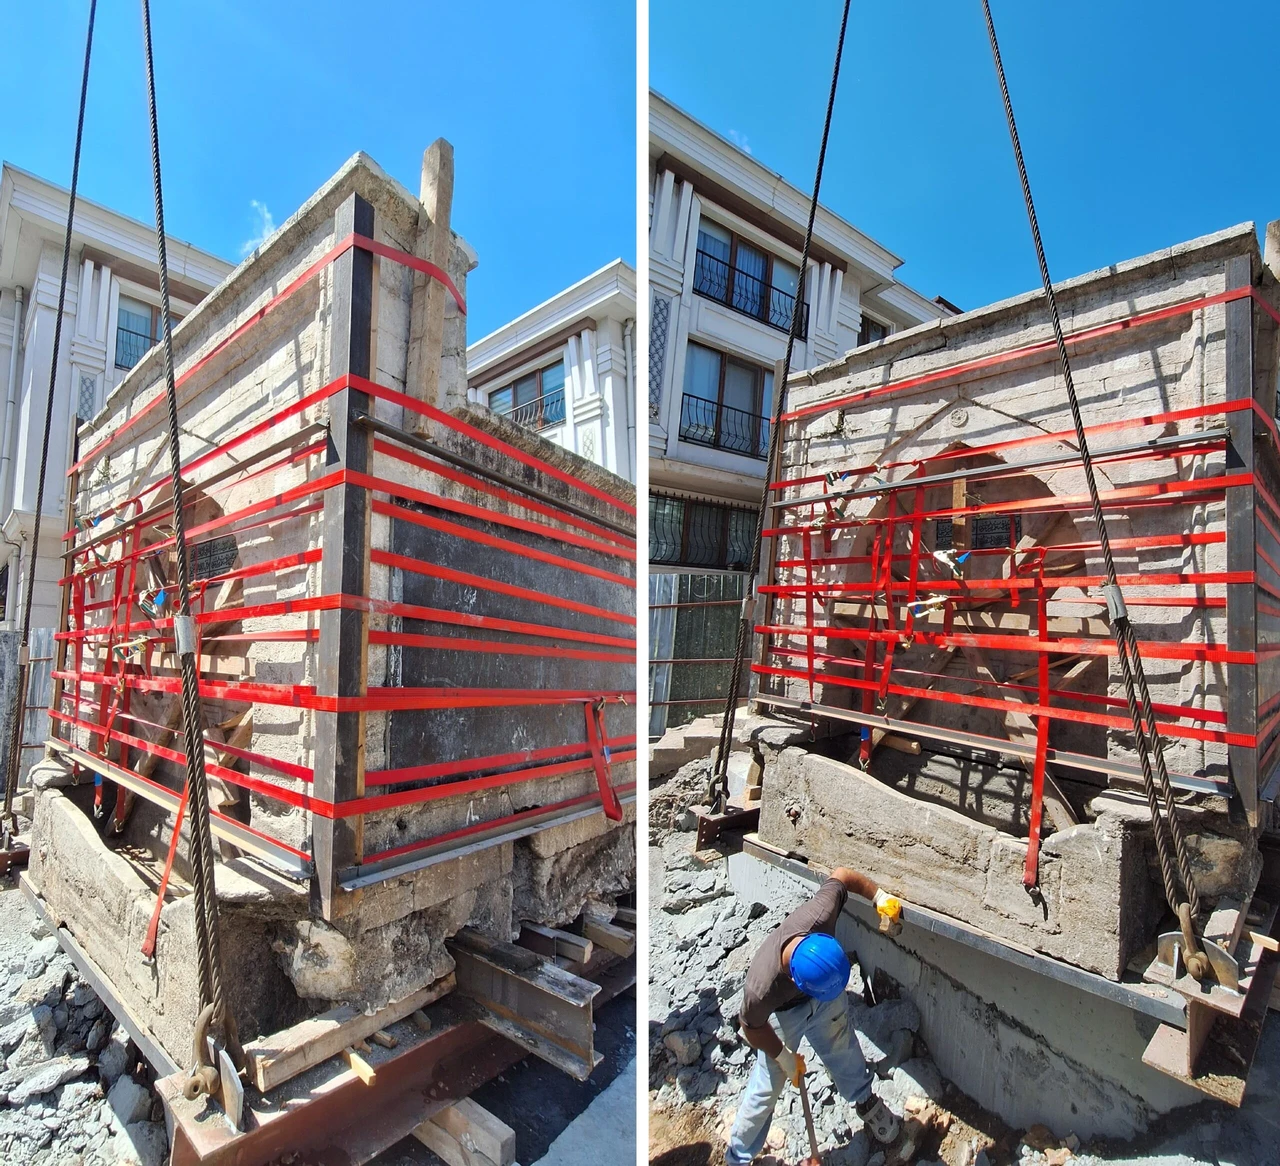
top-left (754, 663), bottom-right (1255, 748)
top-left (70, 233), bottom-right (465, 476)
top-left (585, 699), bottom-right (625, 822)
top-left (782, 286), bottom-right (1276, 423)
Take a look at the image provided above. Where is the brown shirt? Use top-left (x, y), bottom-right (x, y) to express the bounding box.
top-left (739, 878), bottom-right (848, 1028)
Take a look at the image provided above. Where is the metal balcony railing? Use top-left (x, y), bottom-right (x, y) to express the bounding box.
top-left (678, 393), bottom-right (770, 460)
top-left (114, 325), bottom-right (153, 371)
top-left (692, 249), bottom-right (809, 336)
top-left (495, 389), bottom-right (565, 431)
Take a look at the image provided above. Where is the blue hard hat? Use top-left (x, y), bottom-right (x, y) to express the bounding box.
top-left (789, 933), bottom-right (851, 1001)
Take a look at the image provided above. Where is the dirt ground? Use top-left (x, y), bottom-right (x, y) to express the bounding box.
top-left (646, 763), bottom-right (1280, 1166)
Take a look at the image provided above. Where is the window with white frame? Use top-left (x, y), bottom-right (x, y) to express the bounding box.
top-left (488, 359), bottom-right (566, 430)
top-left (858, 314), bottom-right (889, 346)
top-left (115, 296), bottom-right (182, 371)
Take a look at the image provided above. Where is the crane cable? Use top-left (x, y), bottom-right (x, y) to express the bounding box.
top-left (709, 0), bottom-right (1209, 979)
top-left (1, 0), bottom-right (97, 827)
top-left (709, 0), bottom-right (851, 810)
top-left (980, 0), bottom-right (1206, 977)
top-left (140, 0), bottom-right (243, 1077)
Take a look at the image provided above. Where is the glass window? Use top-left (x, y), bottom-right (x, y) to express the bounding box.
top-left (682, 342), bottom-right (721, 402)
top-left (115, 296), bottom-right (154, 370)
top-left (771, 259), bottom-right (798, 298)
top-left (649, 495), bottom-right (685, 565)
top-left (488, 385), bottom-right (514, 414)
top-left (697, 220), bottom-right (731, 263)
top-left (721, 359), bottom-right (759, 416)
top-left (540, 361), bottom-right (566, 425)
top-left (726, 509), bottom-right (755, 571)
top-left (859, 315), bottom-right (888, 346)
top-left (732, 241), bottom-right (767, 318)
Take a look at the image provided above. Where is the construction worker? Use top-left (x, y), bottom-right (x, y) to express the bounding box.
top-left (726, 867), bottom-right (903, 1163)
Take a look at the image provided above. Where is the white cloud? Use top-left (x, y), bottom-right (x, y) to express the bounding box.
top-left (728, 129), bottom-right (752, 156)
top-left (240, 200), bottom-right (276, 257)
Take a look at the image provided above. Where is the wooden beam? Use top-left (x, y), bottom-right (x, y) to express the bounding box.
top-left (614, 906), bottom-right (637, 927)
top-left (407, 138), bottom-right (455, 428)
top-left (414, 1097), bottom-right (516, 1166)
top-left (518, 922), bottom-right (593, 964)
top-left (581, 917), bottom-right (636, 958)
top-left (242, 972), bottom-right (454, 1093)
top-left (341, 1046), bottom-right (375, 1085)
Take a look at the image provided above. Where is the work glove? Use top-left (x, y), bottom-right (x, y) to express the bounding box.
top-left (774, 1048), bottom-right (806, 1086)
top-left (874, 888), bottom-right (903, 937)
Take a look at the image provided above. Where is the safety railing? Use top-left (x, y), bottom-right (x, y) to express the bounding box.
top-left (679, 393), bottom-right (770, 460)
top-left (496, 388), bottom-right (566, 431)
top-left (692, 249), bottom-right (808, 336)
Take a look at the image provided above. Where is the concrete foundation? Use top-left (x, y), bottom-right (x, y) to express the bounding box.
top-left (726, 848), bottom-right (1204, 1141)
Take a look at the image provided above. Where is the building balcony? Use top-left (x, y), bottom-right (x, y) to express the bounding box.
top-left (692, 249), bottom-right (809, 337)
top-left (678, 393), bottom-right (770, 460)
top-left (494, 388), bottom-right (565, 431)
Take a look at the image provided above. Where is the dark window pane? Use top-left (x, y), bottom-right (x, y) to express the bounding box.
top-left (489, 386), bottom-right (514, 414)
top-left (682, 503), bottom-right (726, 568)
top-left (650, 495), bottom-right (685, 564)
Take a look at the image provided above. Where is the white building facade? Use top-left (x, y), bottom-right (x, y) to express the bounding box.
top-left (648, 92), bottom-right (954, 734)
top-left (466, 259), bottom-right (637, 484)
top-left (0, 163), bottom-right (231, 632)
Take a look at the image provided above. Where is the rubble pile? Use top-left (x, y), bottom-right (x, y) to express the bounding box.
top-left (0, 882), bottom-right (169, 1166)
top-left (648, 760), bottom-right (955, 1166)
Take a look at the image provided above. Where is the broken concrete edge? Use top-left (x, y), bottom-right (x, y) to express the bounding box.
top-left (454, 402), bottom-right (638, 515)
top-left (794, 220), bottom-right (1263, 389)
top-left (82, 149), bottom-right (477, 443)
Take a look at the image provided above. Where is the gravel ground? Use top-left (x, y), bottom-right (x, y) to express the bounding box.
top-left (0, 873), bottom-right (169, 1166)
top-left (648, 758), bottom-right (1280, 1166)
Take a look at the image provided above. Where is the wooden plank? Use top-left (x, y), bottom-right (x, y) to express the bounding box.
top-left (342, 1046), bottom-right (376, 1085)
top-left (427, 1097), bottom-right (516, 1166)
top-left (614, 906), bottom-right (637, 927)
top-left (243, 972), bottom-right (454, 1092)
top-left (407, 138), bottom-right (455, 428)
top-left (581, 918), bottom-right (636, 958)
top-left (520, 922), bottom-right (593, 963)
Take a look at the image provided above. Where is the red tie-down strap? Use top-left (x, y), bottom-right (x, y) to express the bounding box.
top-left (585, 698), bottom-right (624, 822)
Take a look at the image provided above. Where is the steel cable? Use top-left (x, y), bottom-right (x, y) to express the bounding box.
top-left (140, 0), bottom-right (241, 1070)
top-left (2, 0), bottom-right (98, 824)
top-left (709, 0), bottom-right (853, 810)
top-left (979, 0), bottom-right (1203, 941)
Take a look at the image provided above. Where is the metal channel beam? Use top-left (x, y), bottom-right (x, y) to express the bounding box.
top-left (20, 873), bottom-right (181, 1077)
top-left (48, 742), bottom-right (311, 878)
top-left (740, 835), bottom-right (1189, 1029)
top-left (339, 790), bottom-right (636, 891)
top-left (448, 927), bottom-right (602, 1081)
top-left (756, 693), bottom-right (1230, 796)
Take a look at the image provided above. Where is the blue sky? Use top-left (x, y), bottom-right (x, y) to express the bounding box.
top-left (652, 0), bottom-right (1279, 313)
top-left (0, 1), bottom-right (636, 340)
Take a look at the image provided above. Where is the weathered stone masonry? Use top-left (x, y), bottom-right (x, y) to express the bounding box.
top-left (24, 151), bottom-right (636, 1065)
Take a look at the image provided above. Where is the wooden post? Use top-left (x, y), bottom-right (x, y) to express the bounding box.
top-left (406, 138), bottom-right (455, 429)
top-left (1224, 253), bottom-right (1259, 826)
top-left (312, 192), bottom-right (375, 917)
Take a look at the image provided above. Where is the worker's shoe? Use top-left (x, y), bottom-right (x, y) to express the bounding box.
top-left (855, 1094), bottom-right (900, 1145)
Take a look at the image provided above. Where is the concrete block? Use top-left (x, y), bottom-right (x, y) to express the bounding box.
top-left (758, 749), bottom-right (1157, 979)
